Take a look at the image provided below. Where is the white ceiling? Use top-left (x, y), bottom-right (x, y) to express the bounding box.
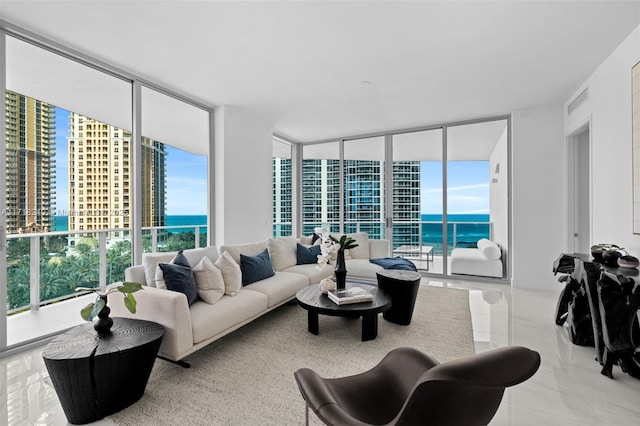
top-left (1, 1), bottom-right (639, 143)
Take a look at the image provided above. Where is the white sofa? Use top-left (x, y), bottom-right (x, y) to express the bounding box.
top-left (450, 238), bottom-right (503, 278)
top-left (109, 234), bottom-right (389, 364)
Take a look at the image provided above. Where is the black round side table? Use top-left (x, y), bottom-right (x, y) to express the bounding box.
top-left (376, 270), bottom-right (422, 325)
top-left (42, 317), bottom-right (164, 424)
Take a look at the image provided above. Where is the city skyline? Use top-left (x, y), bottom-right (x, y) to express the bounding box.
top-left (50, 109), bottom-right (488, 219)
top-left (55, 107), bottom-right (207, 216)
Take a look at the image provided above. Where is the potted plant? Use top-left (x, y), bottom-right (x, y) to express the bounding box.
top-left (75, 282), bottom-right (143, 334)
top-left (317, 234), bottom-right (359, 290)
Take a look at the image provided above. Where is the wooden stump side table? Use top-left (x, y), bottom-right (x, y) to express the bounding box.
top-left (42, 317), bottom-right (164, 424)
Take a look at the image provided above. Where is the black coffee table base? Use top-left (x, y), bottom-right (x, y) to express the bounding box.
top-left (297, 283), bottom-right (391, 342)
top-left (306, 309), bottom-right (381, 341)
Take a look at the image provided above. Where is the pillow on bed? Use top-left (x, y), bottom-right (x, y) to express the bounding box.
top-left (477, 238), bottom-right (501, 261)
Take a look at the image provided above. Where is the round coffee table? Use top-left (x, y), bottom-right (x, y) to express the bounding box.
top-left (296, 283), bottom-right (391, 341)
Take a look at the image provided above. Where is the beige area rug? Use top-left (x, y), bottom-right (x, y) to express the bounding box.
top-left (108, 285), bottom-right (473, 426)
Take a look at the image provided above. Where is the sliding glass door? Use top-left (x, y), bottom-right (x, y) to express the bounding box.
top-left (447, 120), bottom-right (508, 278)
top-left (392, 129), bottom-right (443, 272)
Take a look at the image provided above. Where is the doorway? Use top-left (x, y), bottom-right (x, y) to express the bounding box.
top-left (568, 124), bottom-right (591, 254)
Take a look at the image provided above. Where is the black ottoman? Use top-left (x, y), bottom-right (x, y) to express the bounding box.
top-left (376, 270), bottom-right (422, 325)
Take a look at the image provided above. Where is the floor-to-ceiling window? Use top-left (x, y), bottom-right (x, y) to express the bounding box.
top-left (343, 136), bottom-right (385, 239)
top-left (141, 87), bottom-right (209, 253)
top-left (289, 117), bottom-right (509, 278)
top-left (273, 138), bottom-right (292, 237)
top-left (301, 142), bottom-right (340, 235)
top-left (1, 31), bottom-right (212, 352)
top-left (3, 35), bottom-right (133, 348)
top-left (392, 129), bottom-right (443, 272)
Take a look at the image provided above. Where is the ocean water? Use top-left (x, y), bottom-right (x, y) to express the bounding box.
top-left (421, 214), bottom-right (490, 252)
top-left (51, 215), bottom-right (207, 232)
top-left (52, 214), bottom-right (490, 250)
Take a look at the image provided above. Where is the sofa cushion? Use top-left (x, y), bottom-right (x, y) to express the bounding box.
top-left (267, 236), bottom-right (297, 271)
top-left (182, 246), bottom-right (220, 266)
top-left (450, 247), bottom-right (503, 278)
top-left (220, 240), bottom-right (268, 264)
top-left (192, 256), bottom-right (225, 305)
top-left (299, 235), bottom-right (313, 246)
top-left (345, 258), bottom-right (384, 280)
top-left (215, 251), bottom-right (242, 296)
top-left (189, 290), bottom-right (268, 344)
top-left (240, 248), bottom-right (275, 285)
top-left (142, 251), bottom-right (177, 287)
top-left (283, 263), bottom-right (334, 285)
top-left (159, 262), bottom-right (198, 306)
top-left (241, 271), bottom-right (309, 307)
top-left (343, 232), bottom-right (370, 259)
top-left (477, 238), bottom-right (501, 260)
top-left (296, 243), bottom-right (321, 265)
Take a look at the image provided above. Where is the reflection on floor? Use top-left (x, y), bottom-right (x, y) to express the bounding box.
top-left (2, 279), bottom-right (640, 425)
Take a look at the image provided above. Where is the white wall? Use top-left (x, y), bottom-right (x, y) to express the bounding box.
top-left (565, 25), bottom-right (640, 256)
top-left (214, 105), bottom-right (274, 245)
top-left (512, 105), bottom-right (566, 291)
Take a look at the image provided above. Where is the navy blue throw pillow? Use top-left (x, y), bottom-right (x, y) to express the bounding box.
top-left (159, 262), bottom-right (198, 305)
top-left (297, 243), bottom-right (322, 265)
top-left (240, 248), bottom-right (275, 285)
top-left (172, 250), bottom-right (190, 268)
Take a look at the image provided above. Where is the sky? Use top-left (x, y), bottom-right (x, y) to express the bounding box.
top-left (54, 107), bottom-right (207, 216)
top-left (421, 161), bottom-right (490, 215)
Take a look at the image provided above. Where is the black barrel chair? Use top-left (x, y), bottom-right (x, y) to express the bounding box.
top-left (294, 346), bottom-right (541, 426)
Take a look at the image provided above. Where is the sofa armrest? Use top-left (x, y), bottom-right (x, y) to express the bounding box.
top-left (369, 239), bottom-right (390, 258)
top-left (108, 283), bottom-right (194, 361)
top-left (125, 265), bottom-right (146, 286)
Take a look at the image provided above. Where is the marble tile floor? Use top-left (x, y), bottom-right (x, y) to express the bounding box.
top-left (1, 279), bottom-right (640, 425)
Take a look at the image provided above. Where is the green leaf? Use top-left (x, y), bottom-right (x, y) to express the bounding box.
top-left (80, 298), bottom-right (105, 321)
top-left (80, 303), bottom-right (95, 321)
top-left (123, 293), bottom-right (137, 314)
top-left (91, 298), bottom-right (106, 319)
top-left (119, 281), bottom-right (143, 294)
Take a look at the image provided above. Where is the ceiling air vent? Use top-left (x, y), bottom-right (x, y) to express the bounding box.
top-left (567, 88), bottom-right (588, 115)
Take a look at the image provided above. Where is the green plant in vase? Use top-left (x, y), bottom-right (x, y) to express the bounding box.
top-left (75, 282), bottom-right (143, 334)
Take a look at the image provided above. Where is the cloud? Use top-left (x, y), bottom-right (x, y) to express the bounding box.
top-left (421, 183), bottom-right (489, 195)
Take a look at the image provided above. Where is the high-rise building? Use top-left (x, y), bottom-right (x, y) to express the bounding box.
top-left (4, 91), bottom-right (56, 234)
top-left (67, 113), bottom-right (166, 234)
top-left (273, 155), bottom-right (421, 246)
top-left (272, 156), bottom-right (292, 237)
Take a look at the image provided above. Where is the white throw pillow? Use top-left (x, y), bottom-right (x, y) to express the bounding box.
top-left (477, 238), bottom-right (501, 261)
top-left (193, 256), bottom-right (225, 305)
top-left (268, 236), bottom-right (297, 271)
top-left (142, 252), bottom-right (177, 287)
top-left (215, 250), bottom-right (242, 296)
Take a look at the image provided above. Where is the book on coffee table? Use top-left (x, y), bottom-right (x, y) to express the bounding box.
top-left (328, 287), bottom-right (374, 305)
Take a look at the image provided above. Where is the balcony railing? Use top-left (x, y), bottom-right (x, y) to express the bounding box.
top-left (5, 224), bottom-right (207, 316)
top-left (275, 220), bottom-right (493, 256)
